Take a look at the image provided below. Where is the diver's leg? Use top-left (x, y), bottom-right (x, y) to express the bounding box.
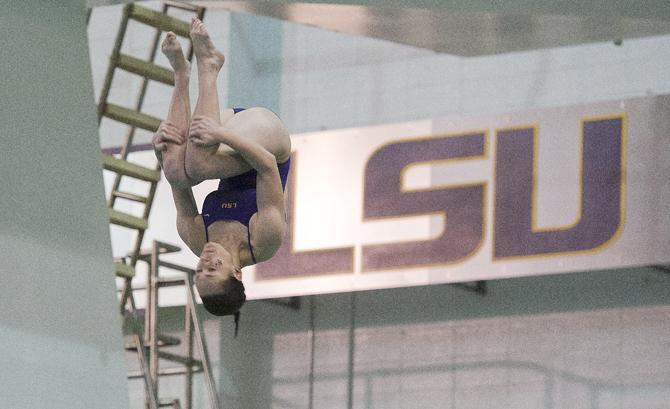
top-left (184, 18), bottom-right (250, 181)
top-left (157, 32), bottom-right (192, 187)
top-left (190, 107), bottom-right (292, 179)
top-left (190, 18), bottom-right (224, 123)
top-left (215, 107), bottom-right (292, 164)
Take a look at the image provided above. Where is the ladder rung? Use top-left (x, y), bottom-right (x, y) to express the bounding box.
top-left (158, 277), bottom-right (188, 288)
top-left (158, 351), bottom-right (202, 368)
top-left (129, 4), bottom-right (191, 37)
top-left (158, 260), bottom-right (193, 274)
top-left (124, 334), bottom-right (181, 350)
top-left (103, 103), bottom-right (161, 132)
top-left (157, 334), bottom-right (182, 347)
top-left (165, 1), bottom-right (204, 13)
top-left (117, 54), bottom-right (175, 85)
top-left (109, 209), bottom-right (149, 230)
top-left (124, 339), bottom-right (138, 351)
top-left (113, 190), bottom-right (149, 203)
top-left (114, 261), bottom-right (135, 278)
top-left (158, 399), bottom-right (180, 408)
top-left (103, 154), bottom-right (161, 182)
top-left (136, 243), bottom-right (182, 260)
top-left (128, 365), bottom-right (203, 379)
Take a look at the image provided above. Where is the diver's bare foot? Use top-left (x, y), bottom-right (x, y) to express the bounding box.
top-left (161, 32), bottom-right (190, 75)
top-left (190, 17), bottom-right (225, 72)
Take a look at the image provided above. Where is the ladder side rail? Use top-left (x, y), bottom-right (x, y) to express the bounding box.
top-left (124, 288), bottom-right (160, 409)
top-left (98, 4), bottom-right (132, 123)
top-left (185, 295), bottom-right (194, 409)
top-left (148, 240), bottom-right (161, 400)
top-left (102, 3), bottom-right (132, 209)
top-left (184, 272), bottom-right (222, 409)
top-left (128, 169), bottom-right (160, 268)
top-left (131, 329), bottom-right (160, 409)
top-left (119, 277), bottom-right (133, 316)
top-left (116, 258), bottom-right (132, 314)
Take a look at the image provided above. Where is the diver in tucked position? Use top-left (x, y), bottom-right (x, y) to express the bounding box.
top-left (152, 18), bottom-right (291, 325)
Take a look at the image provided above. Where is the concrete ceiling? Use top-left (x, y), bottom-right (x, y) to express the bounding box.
top-left (192, 0), bottom-right (670, 56)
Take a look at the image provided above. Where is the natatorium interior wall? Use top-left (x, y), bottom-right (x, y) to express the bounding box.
top-left (85, 3), bottom-right (670, 408)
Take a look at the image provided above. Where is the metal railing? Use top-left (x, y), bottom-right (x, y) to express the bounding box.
top-left (139, 240), bottom-right (222, 409)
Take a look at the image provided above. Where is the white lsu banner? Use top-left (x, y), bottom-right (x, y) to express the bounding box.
top-left (110, 94), bottom-right (670, 303)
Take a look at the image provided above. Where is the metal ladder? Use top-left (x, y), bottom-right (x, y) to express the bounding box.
top-left (94, 2), bottom-right (219, 408)
top-left (98, 1), bottom-right (204, 286)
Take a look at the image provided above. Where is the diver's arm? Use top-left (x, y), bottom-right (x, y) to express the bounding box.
top-left (212, 122), bottom-right (286, 259)
top-left (171, 185), bottom-right (206, 255)
top-left (247, 161), bottom-right (286, 261)
top-left (189, 115), bottom-right (277, 173)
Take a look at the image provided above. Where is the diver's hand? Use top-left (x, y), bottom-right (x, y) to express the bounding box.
top-left (189, 116), bottom-right (221, 147)
top-left (153, 121), bottom-right (192, 188)
top-left (153, 120), bottom-right (186, 152)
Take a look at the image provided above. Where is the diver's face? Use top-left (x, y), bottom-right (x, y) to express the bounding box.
top-left (197, 243), bottom-right (230, 276)
top-left (195, 243), bottom-right (240, 288)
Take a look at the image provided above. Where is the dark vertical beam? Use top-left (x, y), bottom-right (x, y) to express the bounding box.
top-left (346, 292), bottom-right (357, 409)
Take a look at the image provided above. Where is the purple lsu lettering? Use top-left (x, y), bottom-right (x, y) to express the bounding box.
top-left (256, 116), bottom-right (624, 279)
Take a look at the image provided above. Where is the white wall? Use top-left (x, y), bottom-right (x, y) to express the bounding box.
top-left (280, 23), bottom-right (670, 133)
top-left (227, 268), bottom-right (670, 409)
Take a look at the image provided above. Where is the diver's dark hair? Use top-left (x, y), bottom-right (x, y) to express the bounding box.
top-left (200, 277), bottom-right (246, 336)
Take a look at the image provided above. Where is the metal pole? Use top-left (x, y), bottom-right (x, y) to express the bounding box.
top-left (308, 296), bottom-right (316, 409)
top-left (144, 270), bottom-right (152, 346)
top-left (133, 332), bottom-right (159, 409)
top-left (185, 297), bottom-right (194, 409)
top-left (119, 276), bottom-right (131, 315)
top-left (149, 241), bottom-right (160, 401)
top-left (346, 292), bottom-right (356, 409)
top-left (126, 289), bottom-right (158, 409)
top-left (185, 275), bottom-right (222, 409)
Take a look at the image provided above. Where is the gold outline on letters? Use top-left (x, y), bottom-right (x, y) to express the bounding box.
top-left (492, 113), bottom-right (627, 261)
top-left (362, 131), bottom-right (489, 272)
